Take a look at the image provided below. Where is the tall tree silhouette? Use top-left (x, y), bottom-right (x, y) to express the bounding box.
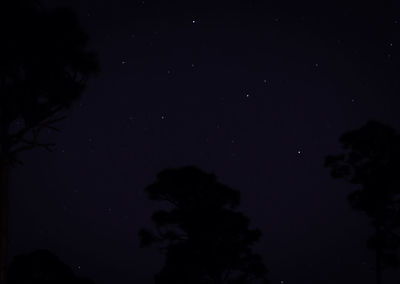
top-left (325, 120), bottom-right (400, 284)
top-left (139, 166), bottom-right (268, 284)
top-left (6, 249), bottom-right (95, 284)
top-left (0, 0), bottom-right (99, 281)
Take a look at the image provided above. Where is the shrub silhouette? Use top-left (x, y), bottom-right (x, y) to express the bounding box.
top-left (139, 166), bottom-right (268, 284)
top-left (7, 249), bottom-right (95, 284)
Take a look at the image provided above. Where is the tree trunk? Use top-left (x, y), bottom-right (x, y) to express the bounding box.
top-left (376, 223), bottom-right (382, 284)
top-left (0, 157), bottom-right (9, 284)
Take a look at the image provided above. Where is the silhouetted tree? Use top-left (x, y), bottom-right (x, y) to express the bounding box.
top-left (139, 166), bottom-right (268, 284)
top-left (325, 120), bottom-right (400, 284)
top-left (6, 249), bottom-right (95, 284)
top-left (0, 0), bottom-right (99, 281)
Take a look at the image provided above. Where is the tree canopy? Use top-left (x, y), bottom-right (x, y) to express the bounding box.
top-left (0, 0), bottom-right (99, 162)
top-left (139, 166), bottom-right (268, 284)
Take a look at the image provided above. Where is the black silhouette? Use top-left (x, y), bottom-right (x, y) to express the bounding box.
top-left (139, 166), bottom-right (268, 284)
top-left (325, 120), bottom-right (400, 284)
top-left (0, 0), bottom-right (99, 281)
top-left (6, 249), bottom-right (95, 284)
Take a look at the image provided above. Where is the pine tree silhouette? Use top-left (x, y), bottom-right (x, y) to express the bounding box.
top-left (325, 120), bottom-right (400, 284)
top-left (0, 0), bottom-right (99, 281)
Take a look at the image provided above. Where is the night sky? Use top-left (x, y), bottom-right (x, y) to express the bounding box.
top-left (8, 0), bottom-right (400, 283)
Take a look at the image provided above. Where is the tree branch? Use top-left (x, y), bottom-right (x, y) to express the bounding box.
top-left (9, 106), bottom-right (66, 143)
top-left (10, 140), bottom-right (55, 155)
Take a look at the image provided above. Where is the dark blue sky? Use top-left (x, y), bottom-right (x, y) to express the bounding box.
top-left (9, 1), bottom-right (400, 283)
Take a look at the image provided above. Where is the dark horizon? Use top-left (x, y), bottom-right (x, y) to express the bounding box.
top-left (3, 0), bottom-right (400, 283)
